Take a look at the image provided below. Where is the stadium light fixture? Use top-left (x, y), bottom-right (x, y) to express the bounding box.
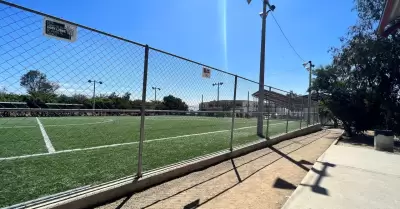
top-left (88, 79), bottom-right (103, 111)
top-left (212, 82), bottom-right (223, 107)
top-left (246, 0), bottom-right (276, 137)
top-left (152, 86), bottom-right (161, 101)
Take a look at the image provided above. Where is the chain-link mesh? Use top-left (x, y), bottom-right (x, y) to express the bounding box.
top-left (232, 77), bottom-right (260, 148)
top-left (0, 2), bottom-right (321, 208)
top-left (142, 48), bottom-right (235, 172)
top-left (262, 87), bottom-right (290, 137)
top-left (0, 3), bottom-right (144, 207)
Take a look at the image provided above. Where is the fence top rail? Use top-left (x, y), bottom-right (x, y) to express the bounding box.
top-left (0, 0), bottom-right (146, 47)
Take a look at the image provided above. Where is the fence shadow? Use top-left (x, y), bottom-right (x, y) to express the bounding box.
top-left (269, 146), bottom-right (310, 172)
top-left (299, 161), bottom-right (336, 196)
top-left (106, 132), bottom-right (324, 209)
top-left (273, 177), bottom-right (297, 190)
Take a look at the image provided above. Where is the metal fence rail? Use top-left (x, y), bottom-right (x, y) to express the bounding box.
top-left (0, 1), bottom-right (320, 207)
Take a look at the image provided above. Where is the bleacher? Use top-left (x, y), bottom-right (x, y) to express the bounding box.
top-left (40, 103), bottom-right (85, 117)
top-left (0, 102), bottom-right (86, 117)
top-left (0, 102), bottom-right (29, 117)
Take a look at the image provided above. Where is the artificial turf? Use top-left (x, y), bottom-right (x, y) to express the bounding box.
top-left (0, 115), bottom-right (304, 207)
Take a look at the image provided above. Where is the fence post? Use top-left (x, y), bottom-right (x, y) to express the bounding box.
top-left (286, 92), bottom-right (291, 133)
top-left (306, 98), bottom-right (309, 128)
top-left (136, 45), bottom-right (149, 178)
top-left (313, 105), bottom-right (316, 125)
top-left (229, 76), bottom-right (238, 151)
top-left (266, 86), bottom-right (271, 137)
top-left (300, 96), bottom-right (304, 129)
top-left (201, 94), bottom-right (203, 111)
top-left (247, 91), bottom-right (250, 118)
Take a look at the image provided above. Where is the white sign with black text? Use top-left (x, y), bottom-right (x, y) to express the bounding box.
top-left (202, 67), bottom-right (211, 78)
top-left (43, 17), bottom-right (77, 42)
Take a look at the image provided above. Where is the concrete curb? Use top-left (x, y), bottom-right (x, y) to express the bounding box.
top-left (330, 129), bottom-right (345, 146)
top-left (22, 125), bottom-right (322, 209)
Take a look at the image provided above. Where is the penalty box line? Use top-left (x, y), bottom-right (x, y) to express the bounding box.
top-left (1, 121), bottom-right (295, 161)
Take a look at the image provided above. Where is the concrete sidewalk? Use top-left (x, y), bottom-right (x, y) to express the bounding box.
top-left (98, 129), bottom-right (342, 209)
top-left (282, 141), bottom-right (400, 209)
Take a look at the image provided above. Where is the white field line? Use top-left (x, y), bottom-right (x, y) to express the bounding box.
top-left (0, 121), bottom-right (294, 161)
top-left (0, 119), bottom-right (114, 129)
top-left (0, 125), bottom-right (37, 129)
top-left (44, 119), bottom-right (114, 127)
top-left (35, 117), bottom-right (55, 153)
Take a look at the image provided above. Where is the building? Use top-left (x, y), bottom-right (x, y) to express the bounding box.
top-left (198, 100), bottom-right (287, 118)
top-left (378, 0), bottom-right (400, 37)
top-left (199, 100), bottom-right (257, 113)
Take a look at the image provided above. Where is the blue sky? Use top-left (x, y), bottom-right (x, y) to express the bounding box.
top-left (1, 0), bottom-right (358, 107)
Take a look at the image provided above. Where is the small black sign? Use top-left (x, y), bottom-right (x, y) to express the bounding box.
top-left (43, 18), bottom-right (76, 42)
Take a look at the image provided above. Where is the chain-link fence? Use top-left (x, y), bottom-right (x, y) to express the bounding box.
top-left (0, 1), bottom-right (320, 207)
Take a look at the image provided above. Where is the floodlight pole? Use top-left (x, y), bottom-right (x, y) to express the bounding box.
top-left (152, 87), bottom-right (161, 101)
top-left (213, 82), bottom-right (223, 108)
top-left (306, 61), bottom-right (314, 125)
top-left (256, 0), bottom-right (275, 137)
top-left (88, 80), bottom-right (102, 110)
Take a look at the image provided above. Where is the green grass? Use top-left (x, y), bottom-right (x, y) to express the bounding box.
top-left (0, 116), bottom-right (307, 207)
top-left (0, 118), bottom-right (47, 157)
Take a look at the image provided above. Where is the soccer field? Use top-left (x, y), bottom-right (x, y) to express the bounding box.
top-left (0, 116), bottom-right (302, 207)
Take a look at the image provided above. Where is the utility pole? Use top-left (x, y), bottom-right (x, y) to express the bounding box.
top-left (249, 0), bottom-right (275, 137)
top-left (303, 61), bottom-right (314, 125)
top-left (152, 87), bottom-right (161, 101)
top-left (88, 80), bottom-right (103, 110)
top-left (212, 82), bottom-right (223, 109)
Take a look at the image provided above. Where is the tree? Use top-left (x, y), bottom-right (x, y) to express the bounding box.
top-left (20, 70), bottom-right (59, 97)
top-left (311, 65), bottom-right (380, 135)
top-left (311, 0), bottom-right (400, 135)
top-left (122, 92), bottom-right (131, 101)
top-left (161, 95), bottom-right (188, 111)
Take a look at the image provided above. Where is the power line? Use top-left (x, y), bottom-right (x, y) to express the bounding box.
top-left (270, 12), bottom-right (306, 62)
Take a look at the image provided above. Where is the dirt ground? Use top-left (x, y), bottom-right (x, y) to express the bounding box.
top-left (97, 129), bottom-right (342, 209)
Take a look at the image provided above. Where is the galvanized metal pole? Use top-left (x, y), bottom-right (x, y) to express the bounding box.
top-left (300, 96), bottom-right (304, 129)
top-left (266, 86), bottom-right (271, 137)
top-left (257, 1), bottom-right (268, 137)
top-left (217, 84), bottom-right (220, 103)
top-left (201, 94), bottom-right (203, 111)
top-left (247, 91), bottom-right (250, 118)
top-left (230, 76), bottom-right (238, 151)
top-left (313, 105), bottom-right (316, 124)
top-left (137, 45), bottom-right (149, 178)
top-left (308, 61), bottom-right (312, 125)
top-left (92, 81), bottom-right (96, 111)
top-left (286, 92), bottom-right (291, 133)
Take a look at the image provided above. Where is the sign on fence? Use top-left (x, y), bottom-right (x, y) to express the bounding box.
top-left (43, 17), bottom-right (77, 42)
top-left (202, 67), bottom-right (211, 78)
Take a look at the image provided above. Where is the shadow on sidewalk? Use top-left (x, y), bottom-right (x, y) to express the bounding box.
top-left (299, 161), bottom-right (336, 196)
